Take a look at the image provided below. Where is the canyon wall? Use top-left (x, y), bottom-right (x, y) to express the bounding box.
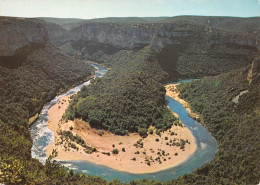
top-left (0, 17), bottom-right (48, 56)
top-left (0, 16), bottom-right (259, 80)
top-left (64, 17), bottom-right (260, 53)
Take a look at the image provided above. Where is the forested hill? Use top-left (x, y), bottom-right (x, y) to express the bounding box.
top-left (47, 16), bottom-right (259, 81)
top-left (0, 17), bottom-right (97, 184)
top-left (65, 46), bottom-right (176, 136)
top-left (164, 58), bottom-right (260, 184)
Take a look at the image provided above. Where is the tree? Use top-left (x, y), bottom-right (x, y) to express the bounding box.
top-left (88, 109), bottom-right (106, 128)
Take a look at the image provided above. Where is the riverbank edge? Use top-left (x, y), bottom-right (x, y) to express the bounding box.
top-left (46, 94), bottom-right (197, 174)
top-left (44, 77), bottom-right (197, 174)
top-left (29, 62), bottom-right (95, 127)
top-left (165, 83), bottom-right (200, 120)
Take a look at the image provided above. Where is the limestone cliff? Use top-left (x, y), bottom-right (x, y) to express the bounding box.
top-left (248, 57), bottom-right (260, 85)
top-left (0, 17), bottom-right (48, 56)
top-left (68, 21), bottom-right (259, 52)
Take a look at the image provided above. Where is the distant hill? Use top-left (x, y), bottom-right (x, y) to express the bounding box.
top-left (158, 16), bottom-right (260, 33)
top-left (38, 17), bottom-right (85, 30)
top-left (38, 17), bottom-right (84, 26)
top-left (85, 17), bottom-right (168, 24)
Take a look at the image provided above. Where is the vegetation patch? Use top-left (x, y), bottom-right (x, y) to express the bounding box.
top-left (58, 130), bottom-right (97, 154)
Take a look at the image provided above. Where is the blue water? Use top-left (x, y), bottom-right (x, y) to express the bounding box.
top-left (30, 65), bottom-right (218, 183)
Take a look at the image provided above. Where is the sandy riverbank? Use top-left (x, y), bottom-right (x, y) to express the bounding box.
top-left (46, 92), bottom-right (197, 174)
top-left (165, 83), bottom-right (200, 119)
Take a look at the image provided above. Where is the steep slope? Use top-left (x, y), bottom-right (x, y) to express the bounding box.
top-left (29, 18), bottom-right (70, 46)
top-left (0, 16), bottom-right (93, 134)
top-left (67, 16), bottom-right (259, 50)
top-left (36, 16), bottom-right (259, 81)
top-left (52, 16), bottom-right (259, 81)
top-left (0, 17), bottom-right (97, 184)
top-left (0, 17), bottom-right (48, 57)
top-left (0, 17), bottom-right (49, 69)
top-left (166, 58), bottom-right (260, 184)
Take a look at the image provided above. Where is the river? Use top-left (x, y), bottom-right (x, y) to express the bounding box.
top-left (30, 63), bottom-right (218, 183)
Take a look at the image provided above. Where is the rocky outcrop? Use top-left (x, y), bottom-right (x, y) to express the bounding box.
top-left (29, 18), bottom-right (70, 46)
top-left (248, 57), bottom-right (260, 85)
top-left (26, 17), bottom-right (258, 58)
top-left (68, 22), bottom-right (195, 52)
top-left (0, 17), bottom-right (48, 56)
top-left (67, 20), bottom-right (260, 53)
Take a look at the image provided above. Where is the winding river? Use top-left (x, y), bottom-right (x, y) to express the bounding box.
top-left (30, 63), bottom-right (218, 183)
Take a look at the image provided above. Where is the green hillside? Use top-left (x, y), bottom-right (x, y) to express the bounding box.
top-left (65, 47), bottom-right (176, 136)
top-left (167, 59), bottom-right (260, 184)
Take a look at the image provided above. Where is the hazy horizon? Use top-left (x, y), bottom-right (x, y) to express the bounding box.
top-left (0, 0), bottom-right (259, 19)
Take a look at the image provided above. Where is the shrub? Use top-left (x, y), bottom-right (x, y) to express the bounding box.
top-left (162, 150), bottom-right (165, 155)
top-left (112, 149), bottom-right (119, 155)
top-left (98, 130), bottom-right (104, 136)
top-left (138, 128), bottom-right (148, 138)
top-left (156, 129), bottom-right (161, 136)
top-left (101, 152), bottom-right (110, 156)
top-left (69, 142), bottom-right (77, 149)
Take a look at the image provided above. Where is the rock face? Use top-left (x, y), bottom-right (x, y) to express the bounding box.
top-left (0, 16), bottom-right (259, 79)
top-left (0, 17), bottom-right (48, 56)
top-left (248, 57), bottom-right (260, 85)
top-left (66, 18), bottom-right (260, 53)
top-left (2, 16), bottom-right (258, 58)
top-left (29, 18), bottom-right (70, 46)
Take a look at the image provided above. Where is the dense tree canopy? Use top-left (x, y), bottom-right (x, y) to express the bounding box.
top-left (65, 47), bottom-right (175, 136)
top-left (0, 44), bottom-right (100, 184)
top-left (166, 64), bottom-right (260, 184)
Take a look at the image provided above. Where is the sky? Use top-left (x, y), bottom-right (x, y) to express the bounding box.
top-left (0, 0), bottom-right (259, 19)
